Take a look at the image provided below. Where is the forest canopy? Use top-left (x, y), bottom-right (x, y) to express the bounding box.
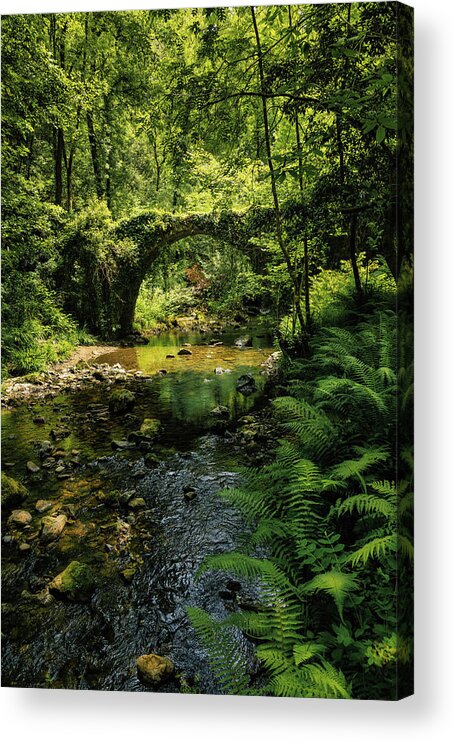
top-left (2, 2), bottom-right (412, 372)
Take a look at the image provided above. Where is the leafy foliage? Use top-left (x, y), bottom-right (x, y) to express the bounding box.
top-left (189, 311), bottom-right (413, 699)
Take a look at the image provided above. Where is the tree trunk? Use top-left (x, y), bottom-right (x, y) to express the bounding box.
top-left (349, 214), bottom-right (363, 296)
top-left (250, 6), bottom-right (309, 353)
top-left (87, 110), bottom-right (104, 199)
top-left (53, 127), bottom-right (64, 206)
top-left (304, 236), bottom-right (311, 326)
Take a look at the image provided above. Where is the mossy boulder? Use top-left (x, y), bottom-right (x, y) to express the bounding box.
top-left (49, 561), bottom-right (96, 602)
top-left (139, 418), bottom-right (161, 439)
top-left (1, 473), bottom-right (27, 508)
top-left (136, 653), bottom-right (174, 686)
top-left (108, 389), bottom-right (136, 414)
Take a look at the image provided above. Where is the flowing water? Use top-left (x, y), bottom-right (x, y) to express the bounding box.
top-left (1, 326), bottom-right (274, 692)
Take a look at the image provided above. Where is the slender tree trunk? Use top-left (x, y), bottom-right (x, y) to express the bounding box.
top-left (87, 110), bottom-right (104, 198)
top-left (251, 6), bottom-right (308, 352)
top-left (336, 116), bottom-right (345, 185)
top-left (304, 236), bottom-right (311, 325)
top-left (349, 214), bottom-right (363, 296)
top-left (152, 140), bottom-right (165, 193)
top-left (53, 127), bottom-right (64, 205)
top-left (49, 15), bottom-right (65, 206)
top-left (25, 133), bottom-right (34, 180)
top-left (66, 150), bottom-right (74, 211)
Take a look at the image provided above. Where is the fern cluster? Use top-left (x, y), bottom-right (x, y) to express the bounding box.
top-left (188, 310), bottom-right (413, 699)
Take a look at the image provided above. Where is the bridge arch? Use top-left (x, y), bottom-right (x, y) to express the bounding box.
top-left (110, 209), bottom-right (272, 336)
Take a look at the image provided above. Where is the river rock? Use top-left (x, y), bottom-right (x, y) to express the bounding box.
top-left (38, 440), bottom-right (52, 457)
top-left (211, 405), bottom-right (229, 416)
top-left (8, 510), bottom-right (33, 528)
top-left (121, 564), bottom-right (137, 583)
top-left (236, 373), bottom-right (257, 396)
top-left (128, 497), bottom-right (146, 510)
top-left (26, 461), bottom-right (40, 474)
top-left (234, 335), bottom-right (253, 348)
top-left (136, 653), bottom-right (174, 686)
top-left (144, 453), bottom-right (160, 468)
top-left (166, 354), bottom-right (175, 358)
top-left (108, 389), bottom-right (136, 414)
top-left (49, 561), bottom-right (96, 602)
top-left (183, 486), bottom-right (197, 502)
top-left (40, 513), bottom-right (67, 542)
top-left (139, 418), bottom-right (161, 439)
top-left (111, 439), bottom-right (135, 450)
top-left (35, 499), bottom-right (53, 513)
top-left (177, 348), bottom-right (192, 355)
top-left (1, 473), bottom-right (27, 508)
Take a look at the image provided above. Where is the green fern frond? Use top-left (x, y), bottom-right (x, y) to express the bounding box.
top-left (336, 493), bottom-right (395, 518)
top-left (345, 535), bottom-right (396, 566)
top-left (187, 607), bottom-right (251, 695)
top-left (293, 642), bottom-right (326, 664)
top-left (266, 661), bottom-right (350, 699)
top-left (329, 448), bottom-right (389, 491)
top-left (398, 534), bottom-right (414, 561)
top-left (302, 570), bottom-right (359, 620)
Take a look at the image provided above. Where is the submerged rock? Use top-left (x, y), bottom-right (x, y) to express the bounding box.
top-left (108, 389), bottom-right (136, 414)
top-left (1, 473), bottom-right (27, 508)
top-left (144, 453), bottom-right (160, 468)
top-left (177, 348), bottom-right (192, 356)
top-left (40, 513), bottom-right (67, 543)
top-left (49, 561), bottom-right (96, 602)
top-left (183, 486), bottom-right (197, 503)
top-left (136, 653), bottom-right (174, 686)
top-left (236, 373), bottom-right (257, 396)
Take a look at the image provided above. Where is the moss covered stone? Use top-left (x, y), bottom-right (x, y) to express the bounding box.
top-left (136, 653), bottom-right (174, 686)
top-left (1, 473), bottom-right (28, 508)
top-left (139, 418), bottom-right (161, 439)
top-left (49, 561), bottom-right (96, 601)
top-left (108, 389), bottom-right (135, 414)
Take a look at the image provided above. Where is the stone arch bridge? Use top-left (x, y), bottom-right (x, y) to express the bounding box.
top-left (67, 206), bottom-right (292, 337)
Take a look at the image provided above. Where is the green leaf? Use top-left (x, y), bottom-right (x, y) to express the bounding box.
top-left (376, 125), bottom-right (386, 143)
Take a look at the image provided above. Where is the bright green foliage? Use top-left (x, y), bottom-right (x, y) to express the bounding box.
top-left (189, 310), bottom-right (413, 699)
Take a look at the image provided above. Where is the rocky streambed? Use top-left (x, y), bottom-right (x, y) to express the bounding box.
top-left (1, 327), bottom-right (280, 692)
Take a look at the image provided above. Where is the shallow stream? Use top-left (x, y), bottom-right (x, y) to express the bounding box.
top-left (1, 326), bottom-right (274, 692)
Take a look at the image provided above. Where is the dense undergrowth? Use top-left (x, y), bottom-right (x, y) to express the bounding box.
top-left (188, 281), bottom-right (413, 699)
